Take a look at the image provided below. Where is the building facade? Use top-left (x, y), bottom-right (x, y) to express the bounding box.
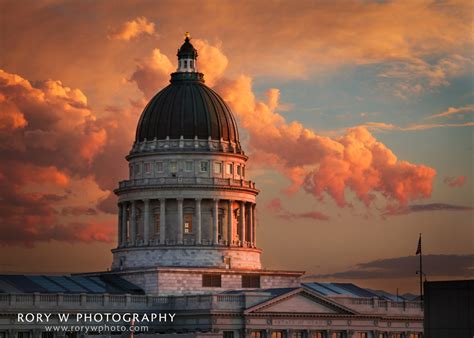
top-left (0, 35), bottom-right (424, 338)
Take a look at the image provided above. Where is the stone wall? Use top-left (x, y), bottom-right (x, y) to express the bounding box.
top-left (112, 246), bottom-right (262, 270)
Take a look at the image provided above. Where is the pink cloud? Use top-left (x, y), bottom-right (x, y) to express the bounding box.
top-left (217, 76), bottom-right (436, 208)
top-left (108, 16), bottom-right (155, 41)
top-left (444, 175), bottom-right (467, 188)
top-left (266, 198), bottom-right (329, 221)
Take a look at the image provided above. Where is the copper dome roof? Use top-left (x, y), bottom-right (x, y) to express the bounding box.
top-left (135, 73), bottom-right (240, 144)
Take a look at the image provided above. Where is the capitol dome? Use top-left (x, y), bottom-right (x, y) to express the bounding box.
top-left (113, 33), bottom-right (260, 273)
top-left (135, 36), bottom-right (240, 145)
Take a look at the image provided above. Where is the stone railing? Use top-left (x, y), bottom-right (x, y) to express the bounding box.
top-left (129, 138), bottom-right (243, 155)
top-left (0, 293), bottom-right (245, 312)
top-left (330, 296), bottom-right (423, 316)
top-left (117, 177), bottom-right (257, 190)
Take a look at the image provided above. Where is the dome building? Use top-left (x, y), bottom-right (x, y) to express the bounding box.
top-left (0, 35), bottom-right (424, 337)
top-left (111, 34), bottom-right (301, 294)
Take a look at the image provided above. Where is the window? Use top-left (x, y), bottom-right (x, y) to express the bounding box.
top-left (185, 161), bottom-right (193, 171)
top-left (226, 163), bottom-right (233, 174)
top-left (312, 333), bottom-right (323, 338)
top-left (154, 213), bottom-right (160, 234)
top-left (251, 332), bottom-right (263, 338)
top-left (291, 332), bottom-right (303, 338)
top-left (135, 163), bottom-right (140, 175)
top-left (200, 161), bottom-right (208, 172)
top-left (392, 334), bottom-right (402, 338)
top-left (169, 161), bottom-right (177, 173)
top-left (184, 213), bottom-right (193, 233)
top-left (272, 333), bottom-right (283, 338)
top-left (332, 333), bottom-right (343, 338)
top-left (129, 165), bottom-right (133, 177)
top-left (358, 333), bottom-right (368, 338)
top-left (18, 333), bottom-right (30, 338)
top-left (202, 274), bottom-right (221, 287)
top-left (184, 60), bottom-right (188, 68)
top-left (223, 333), bottom-right (234, 338)
top-left (237, 165), bottom-right (241, 175)
top-left (156, 161), bottom-right (163, 172)
top-left (242, 166), bottom-right (245, 177)
top-left (242, 275), bottom-right (260, 288)
top-left (214, 162), bottom-right (222, 174)
top-left (190, 60), bottom-right (194, 68)
top-left (410, 334), bottom-right (422, 338)
top-left (144, 162), bottom-right (151, 173)
top-left (42, 333), bottom-right (54, 338)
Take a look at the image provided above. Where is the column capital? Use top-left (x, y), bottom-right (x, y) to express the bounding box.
top-left (195, 197), bottom-right (202, 202)
top-left (176, 197), bottom-right (184, 202)
top-left (143, 198), bottom-right (150, 203)
top-left (160, 198), bottom-right (166, 203)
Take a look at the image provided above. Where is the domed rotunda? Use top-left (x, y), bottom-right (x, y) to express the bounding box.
top-left (112, 34), bottom-right (261, 273)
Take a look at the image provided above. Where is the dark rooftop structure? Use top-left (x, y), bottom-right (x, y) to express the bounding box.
top-left (0, 274), bottom-right (144, 294)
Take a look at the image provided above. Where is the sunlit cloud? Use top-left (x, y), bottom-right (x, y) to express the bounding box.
top-left (444, 176), bottom-right (467, 188)
top-left (384, 203), bottom-right (472, 216)
top-left (427, 104), bottom-right (474, 119)
top-left (360, 121), bottom-right (474, 132)
top-left (266, 198), bottom-right (329, 221)
top-left (309, 254), bottom-right (474, 279)
top-left (108, 16), bottom-right (155, 41)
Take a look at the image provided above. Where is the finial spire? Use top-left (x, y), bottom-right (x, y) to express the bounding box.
top-left (177, 32), bottom-right (198, 73)
top-left (185, 31), bottom-right (191, 40)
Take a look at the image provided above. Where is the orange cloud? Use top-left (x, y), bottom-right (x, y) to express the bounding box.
top-left (267, 198), bottom-right (328, 221)
top-left (0, 69), bottom-right (117, 246)
top-left (428, 104), bottom-right (474, 119)
top-left (108, 16), bottom-right (155, 41)
top-left (444, 175), bottom-right (467, 188)
top-left (130, 38), bottom-right (228, 99)
top-left (217, 76), bottom-right (436, 207)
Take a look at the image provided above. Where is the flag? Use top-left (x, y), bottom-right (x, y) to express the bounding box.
top-left (416, 235), bottom-right (422, 255)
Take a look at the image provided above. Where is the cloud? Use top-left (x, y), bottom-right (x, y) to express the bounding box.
top-left (310, 254), bottom-right (474, 279)
top-left (384, 203), bottom-right (473, 216)
top-left (130, 38), bottom-right (228, 99)
top-left (266, 198), bottom-right (329, 221)
top-left (444, 176), bottom-right (467, 188)
top-left (379, 55), bottom-right (472, 98)
top-left (428, 104), bottom-right (474, 119)
top-left (217, 76), bottom-right (436, 207)
top-left (129, 49), bottom-right (174, 98)
top-left (0, 69), bottom-right (115, 246)
top-left (108, 17), bottom-right (155, 41)
top-left (360, 121), bottom-right (474, 132)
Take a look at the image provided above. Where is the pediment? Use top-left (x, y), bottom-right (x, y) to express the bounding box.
top-left (245, 288), bottom-right (355, 315)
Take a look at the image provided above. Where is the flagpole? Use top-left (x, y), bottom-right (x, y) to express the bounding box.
top-left (419, 233), bottom-right (423, 301)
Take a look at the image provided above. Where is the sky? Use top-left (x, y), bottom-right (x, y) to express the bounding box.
top-left (0, 0), bottom-right (472, 294)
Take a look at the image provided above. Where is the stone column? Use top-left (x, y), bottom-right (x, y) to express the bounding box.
top-left (248, 202), bottom-right (254, 246)
top-left (227, 200), bottom-right (233, 246)
top-left (177, 198), bottom-right (183, 244)
top-left (117, 203), bottom-right (122, 246)
top-left (239, 201), bottom-right (246, 247)
top-left (252, 203), bottom-right (257, 247)
top-left (195, 198), bottom-right (202, 244)
top-left (130, 200), bottom-right (137, 245)
top-left (121, 202), bottom-right (127, 246)
top-left (213, 199), bottom-right (219, 244)
top-left (160, 199), bottom-right (166, 245)
top-left (143, 199), bottom-right (150, 245)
